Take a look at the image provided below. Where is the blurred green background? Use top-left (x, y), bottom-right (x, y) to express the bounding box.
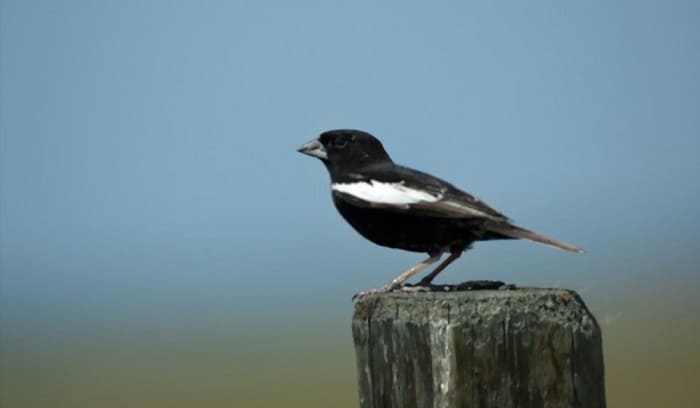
top-left (2, 1), bottom-right (699, 407)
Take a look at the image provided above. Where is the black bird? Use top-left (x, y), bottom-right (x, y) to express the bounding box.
top-left (297, 129), bottom-right (582, 298)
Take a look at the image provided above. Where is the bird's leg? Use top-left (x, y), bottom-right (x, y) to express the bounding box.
top-left (353, 254), bottom-right (441, 300)
top-left (418, 251), bottom-right (462, 285)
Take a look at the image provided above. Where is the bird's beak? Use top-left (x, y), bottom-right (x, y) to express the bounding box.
top-left (297, 138), bottom-right (327, 159)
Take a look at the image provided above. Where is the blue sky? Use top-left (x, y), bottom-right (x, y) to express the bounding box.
top-left (1, 1), bottom-right (699, 406)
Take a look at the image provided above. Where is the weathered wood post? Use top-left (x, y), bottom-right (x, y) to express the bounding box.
top-left (352, 288), bottom-right (605, 408)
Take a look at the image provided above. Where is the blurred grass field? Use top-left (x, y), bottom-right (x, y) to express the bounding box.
top-left (2, 282), bottom-right (699, 408)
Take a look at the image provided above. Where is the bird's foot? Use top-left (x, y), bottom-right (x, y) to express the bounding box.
top-left (353, 282), bottom-right (441, 300)
top-left (353, 280), bottom-right (513, 300)
top-left (352, 283), bottom-right (397, 301)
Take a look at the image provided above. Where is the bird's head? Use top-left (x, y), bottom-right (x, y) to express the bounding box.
top-left (297, 129), bottom-right (392, 173)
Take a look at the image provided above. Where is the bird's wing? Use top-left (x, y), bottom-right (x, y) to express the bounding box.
top-left (331, 164), bottom-right (510, 221)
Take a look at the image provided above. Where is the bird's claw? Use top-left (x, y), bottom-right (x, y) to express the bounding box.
top-left (352, 283), bottom-right (399, 301)
top-left (352, 289), bottom-right (378, 301)
top-left (353, 282), bottom-right (439, 300)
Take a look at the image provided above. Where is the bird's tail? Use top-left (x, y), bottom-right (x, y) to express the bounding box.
top-left (487, 223), bottom-right (584, 253)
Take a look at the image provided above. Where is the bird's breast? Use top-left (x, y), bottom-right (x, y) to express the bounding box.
top-left (332, 196), bottom-right (484, 253)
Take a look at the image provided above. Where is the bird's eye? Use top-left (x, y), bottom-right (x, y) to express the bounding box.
top-left (334, 138), bottom-right (348, 149)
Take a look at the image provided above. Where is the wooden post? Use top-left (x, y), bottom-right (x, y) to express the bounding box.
top-left (352, 288), bottom-right (606, 408)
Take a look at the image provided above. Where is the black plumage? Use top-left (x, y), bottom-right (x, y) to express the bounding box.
top-left (298, 129), bottom-right (582, 297)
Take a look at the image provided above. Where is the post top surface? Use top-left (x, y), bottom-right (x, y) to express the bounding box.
top-left (353, 287), bottom-right (598, 335)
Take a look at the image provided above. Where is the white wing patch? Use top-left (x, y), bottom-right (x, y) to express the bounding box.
top-left (332, 180), bottom-right (442, 205)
